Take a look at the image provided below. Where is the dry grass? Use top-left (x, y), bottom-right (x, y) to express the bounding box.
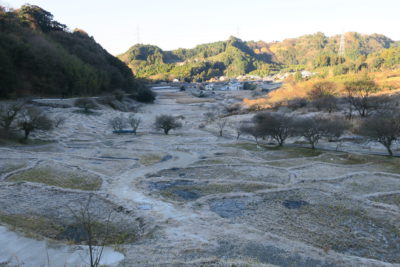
top-left (7, 166), bottom-right (102, 191)
top-left (140, 154), bottom-right (164, 166)
top-left (176, 97), bottom-right (215, 104)
top-left (244, 69), bottom-right (400, 108)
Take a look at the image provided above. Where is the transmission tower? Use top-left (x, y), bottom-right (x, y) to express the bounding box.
top-left (338, 32), bottom-right (346, 57)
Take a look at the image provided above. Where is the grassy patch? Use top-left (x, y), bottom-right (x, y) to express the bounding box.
top-left (194, 159), bottom-right (225, 165)
top-left (72, 109), bottom-right (101, 116)
top-left (7, 167), bottom-right (102, 191)
top-left (140, 154), bottom-right (163, 166)
top-left (0, 137), bottom-right (53, 146)
top-left (160, 183), bottom-right (273, 201)
top-left (375, 157), bottom-right (400, 174)
top-left (370, 194), bottom-right (400, 207)
top-left (223, 143), bottom-right (322, 158)
top-left (0, 213), bottom-right (65, 240)
top-left (223, 143), bottom-right (272, 152)
top-left (0, 163), bottom-right (27, 175)
top-left (0, 212), bottom-right (135, 245)
top-left (316, 153), bottom-right (370, 165)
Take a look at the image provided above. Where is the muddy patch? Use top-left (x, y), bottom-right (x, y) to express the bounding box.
top-left (208, 189), bottom-right (400, 263)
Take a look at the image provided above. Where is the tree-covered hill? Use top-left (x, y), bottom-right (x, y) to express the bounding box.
top-left (119, 32), bottom-right (398, 82)
top-left (119, 36), bottom-right (280, 82)
top-left (0, 5), bottom-right (153, 101)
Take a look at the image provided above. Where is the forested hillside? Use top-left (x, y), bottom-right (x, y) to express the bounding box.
top-left (0, 5), bottom-right (153, 101)
top-left (119, 32), bottom-right (400, 82)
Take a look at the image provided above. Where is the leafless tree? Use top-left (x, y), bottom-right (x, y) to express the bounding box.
top-left (252, 112), bottom-right (294, 146)
top-left (18, 107), bottom-right (53, 139)
top-left (287, 98), bottom-right (308, 110)
top-left (154, 115), bottom-right (182, 135)
top-left (75, 98), bottom-right (97, 113)
top-left (109, 116), bottom-right (127, 132)
top-left (204, 111), bottom-right (216, 124)
top-left (293, 116), bottom-right (344, 149)
top-left (54, 116), bottom-right (66, 128)
top-left (323, 116), bottom-right (349, 142)
top-left (344, 79), bottom-right (379, 117)
top-left (127, 114), bottom-right (141, 135)
top-left (312, 95), bottom-right (338, 113)
top-left (239, 122), bottom-right (264, 144)
top-left (0, 102), bottom-right (24, 130)
top-left (216, 117), bottom-right (227, 137)
top-left (359, 113), bottom-right (400, 156)
top-left (68, 195), bottom-right (113, 267)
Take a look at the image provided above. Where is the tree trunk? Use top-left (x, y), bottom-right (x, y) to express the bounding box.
top-left (24, 130), bottom-right (30, 140)
top-left (164, 129), bottom-right (169, 135)
top-left (385, 145), bottom-right (393, 156)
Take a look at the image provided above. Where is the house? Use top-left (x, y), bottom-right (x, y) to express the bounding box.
top-left (301, 70), bottom-right (314, 79)
top-left (205, 83), bottom-right (214, 91)
top-left (227, 82), bottom-right (243, 91)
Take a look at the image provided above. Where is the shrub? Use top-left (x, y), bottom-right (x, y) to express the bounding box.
top-left (127, 115), bottom-right (141, 135)
top-left (358, 113), bottom-right (400, 156)
top-left (18, 107), bottom-right (53, 139)
top-left (74, 98), bottom-right (97, 113)
top-left (154, 115), bottom-right (182, 135)
top-left (109, 117), bottom-right (127, 132)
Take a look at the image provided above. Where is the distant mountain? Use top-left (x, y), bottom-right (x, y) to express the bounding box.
top-left (0, 5), bottom-right (153, 101)
top-left (118, 36), bottom-right (279, 82)
top-left (119, 33), bottom-right (398, 82)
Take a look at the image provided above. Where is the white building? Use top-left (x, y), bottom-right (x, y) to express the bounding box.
top-left (205, 83), bottom-right (215, 91)
top-left (227, 82), bottom-right (243, 91)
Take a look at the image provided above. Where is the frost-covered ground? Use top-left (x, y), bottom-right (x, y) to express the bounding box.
top-left (0, 90), bottom-right (399, 266)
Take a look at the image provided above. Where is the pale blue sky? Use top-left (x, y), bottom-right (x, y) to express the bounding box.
top-left (3, 0), bottom-right (400, 55)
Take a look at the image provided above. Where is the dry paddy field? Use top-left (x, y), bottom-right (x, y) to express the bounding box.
top-left (0, 90), bottom-right (399, 266)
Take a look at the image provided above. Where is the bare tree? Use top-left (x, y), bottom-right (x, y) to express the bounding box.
top-left (312, 95), bottom-right (338, 113)
top-left (239, 122), bottom-right (264, 145)
top-left (127, 114), bottom-right (141, 135)
top-left (308, 81), bottom-right (337, 100)
top-left (204, 111), bottom-right (216, 124)
top-left (75, 98), bottom-right (97, 113)
top-left (308, 82), bottom-right (338, 113)
top-left (54, 115), bottom-right (66, 128)
top-left (252, 112), bottom-right (294, 146)
top-left (154, 115), bottom-right (182, 135)
top-left (344, 79), bottom-right (379, 117)
top-left (68, 195), bottom-right (113, 267)
top-left (236, 121), bottom-right (247, 140)
top-left (323, 116), bottom-right (349, 142)
top-left (287, 98), bottom-right (308, 110)
top-left (359, 113), bottom-right (400, 156)
top-left (18, 107), bottom-right (53, 139)
top-left (0, 102), bottom-right (24, 130)
top-left (293, 116), bottom-right (343, 149)
top-left (109, 116), bottom-right (127, 132)
top-left (216, 117), bottom-right (227, 137)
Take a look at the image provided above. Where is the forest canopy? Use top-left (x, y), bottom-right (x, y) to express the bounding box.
top-left (0, 4), bottom-right (153, 102)
top-left (119, 32), bottom-right (398, 82)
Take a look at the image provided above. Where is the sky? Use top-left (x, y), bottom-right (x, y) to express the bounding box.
top-left (3, 0), bottom-right (400, 55)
